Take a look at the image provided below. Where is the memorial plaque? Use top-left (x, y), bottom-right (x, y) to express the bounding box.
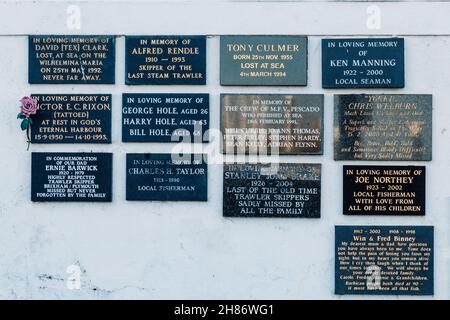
top-left (343, 166), bottom-right (425, 216)
top-left (220, 35), bottom-right (308, 86)
top-left (122, 94), bottom-right (209, 143)
top-left (31, 153), bottom-right (113, 202)
top-left (125, 36), bottom-right (206, 85)
top-left (334, 94), bottom-right (432, 161)
top-left (335, 226), bottom-right (433, 295)
top-left (29, 35), bottom-right (115, 84)
top-left (221, 94), bottom-right (323, 155)
top-left (30, 94), bottom-right (112, 144)
top-left (223, 163), bottom-right (321, 218)
top-left (322, 38), bottom-right (404, 88)
top-left (126, 153), bottom-right (207, 201)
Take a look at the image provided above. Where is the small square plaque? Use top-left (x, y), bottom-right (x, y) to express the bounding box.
top-left (126, 153), bottom-right (207, 201)
top-left (335, 225), bottom-right (433, 295)
top-left (29, 35), bottom-right (115, 84)
top-left (223, 163), bottom-right (321, 218)
top-left (334, 94), bottom-right (432, 161)
top-left (122, 94), bottom-right (209, 143)
top-left (220, 35), bottom-right (308, 86)
top-left (322, 38), bottom-right (404, 88)
top-left (125, 36), bottom-right (206, 85)
top-left (31, 153), bottom-right (113, 202)
top-left (30, 94), bottom-right (112, 144)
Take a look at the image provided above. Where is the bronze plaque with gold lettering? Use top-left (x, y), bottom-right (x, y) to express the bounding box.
top-left (335, 225), bottom-right (433, 295)
top-left (334, 94), bottom-right (432, 161)
top-left (343, 165), bottom-right (425, 216)
top-left (221, 94), bottom-right (323, 155)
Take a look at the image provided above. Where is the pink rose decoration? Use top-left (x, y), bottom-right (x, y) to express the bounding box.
top-left (17, 96), bottom-right (39, 150)
top-left (20, 96), bottom-right (38, 118)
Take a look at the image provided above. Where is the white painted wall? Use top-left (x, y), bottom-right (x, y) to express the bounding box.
top-left (1, 1), bottom-right (450, 299)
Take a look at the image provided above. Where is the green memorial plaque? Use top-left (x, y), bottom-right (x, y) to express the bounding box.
top-left (220, 35), bottom-right (308, 86)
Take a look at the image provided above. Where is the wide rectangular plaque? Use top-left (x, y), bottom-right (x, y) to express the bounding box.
top-left (334, 94), bottom-right (432, 161)
top-left (30, 94), bottom-right (112, 143)
top-left (223, 163), bottom-right (321, 218)
top-left (220, 35), bottom-right (308, 86)
top-left (29, 35), bottom-right (115, 84)
top-left (31, 153), bottom-right (113, 202)
top-left (125, 36), bottom-right (206, 85)
top-left (343, 166), bottom-right (425, 216)
top-left (322, 38), bottom-right (404, 88)
top-left (335, 225), bottom-right (433, 295)
top-left (122, 94), bottom-right (209, 142)
top-left (126, 154), bottom-right (207, 201)
top-left (221, 94), bottom-right (323, 155)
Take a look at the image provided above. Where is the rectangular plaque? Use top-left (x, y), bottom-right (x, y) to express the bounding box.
top-left (322, 38), bottom-right (404, 88)
top-left (30, 94), bottom-right (112, 143)
top-left (126, 154), bottom-right (207, 201)
top-left (220, 36), bottom-right (308, 86)
top-left (29, 35), bottom-right (115, 84)
top-left (335, 226), bottom-right (433, 295)
top-left (223, 163), bottom-right (321, 218)
top-left (221, 94), bottom-right (323, 155)
top-left (122, 94), bottom-right (209, 143)
top-left (334, 94), bottom-right (432, 161)
top-left (343, 166), bottom-right (425, 216)
top-left (125, 36), bottom-right (206, 85)
top-left (31, 153), bottom-right (113, 202)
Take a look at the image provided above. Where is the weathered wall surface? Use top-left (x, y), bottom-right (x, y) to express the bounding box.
top-left (1, 0), bottom-right (449, 299)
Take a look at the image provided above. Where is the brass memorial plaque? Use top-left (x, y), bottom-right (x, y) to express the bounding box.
top-left (221, 94), bottom-right (323, 155)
